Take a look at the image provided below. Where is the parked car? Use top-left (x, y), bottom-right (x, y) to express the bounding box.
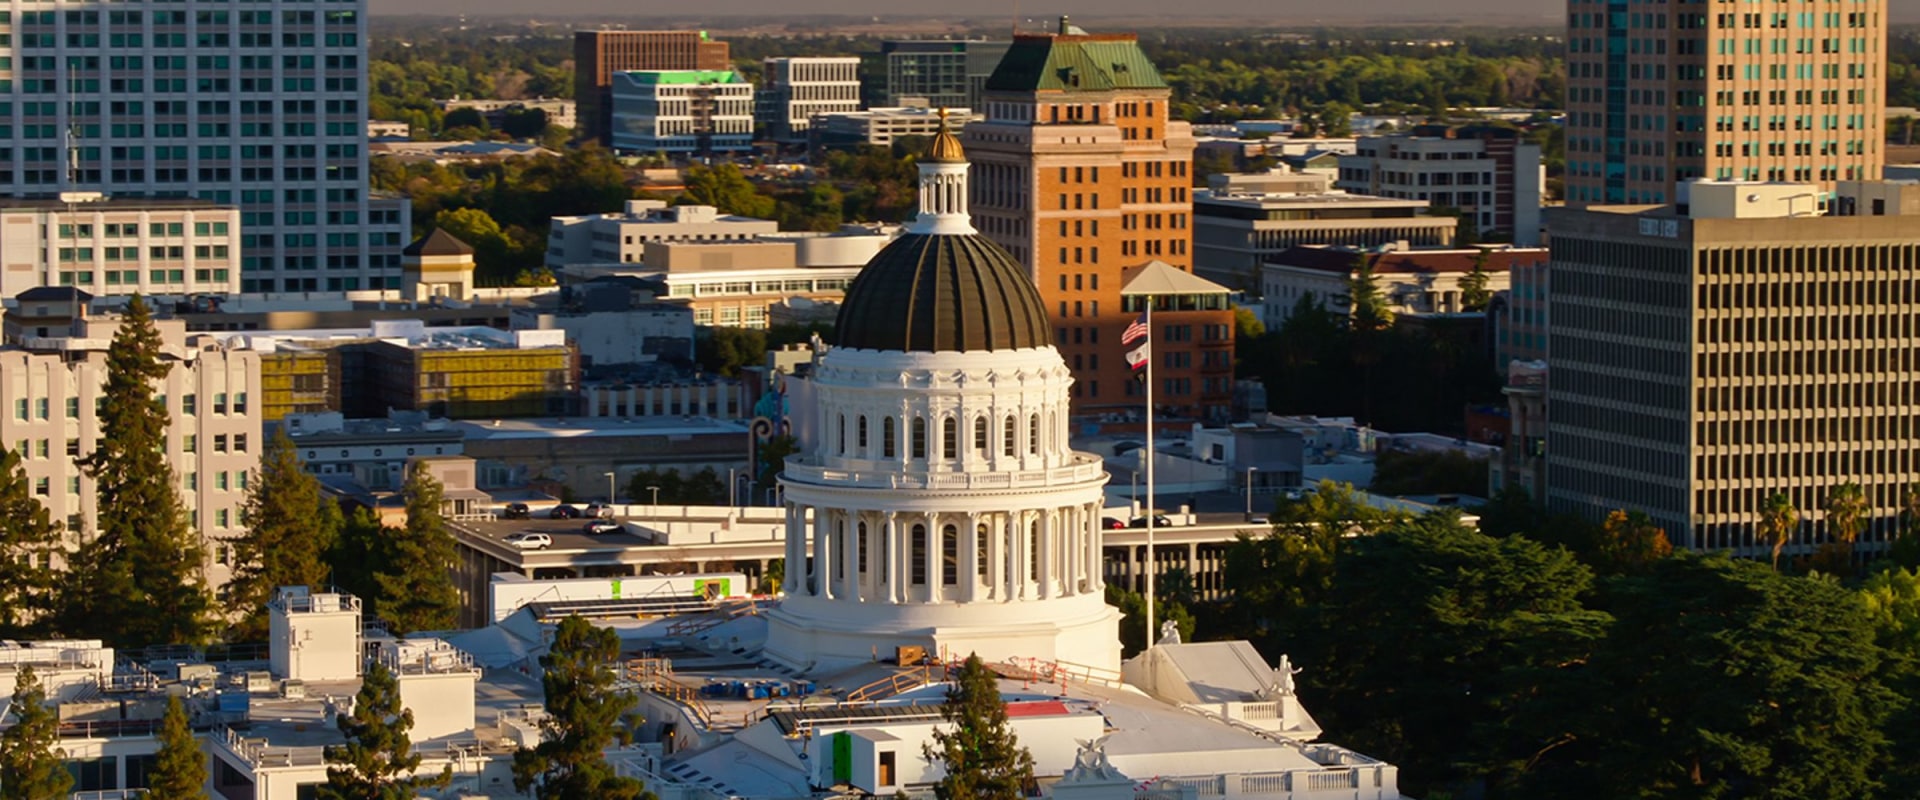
top-left (583, 502), bottom-right (616, 519)
top-left (1129, 515), bottom-right (1176, 528)
top-left (1101, 517), bottom-right (1127, 530)
top-left (504, 532), bottom-right (552, 550)
top-left (584, 520), bottom-right (621, 535)
top-left (499, 502), bottom-right (530, 520)
top-left (548, 504), bottom-right (582, 519)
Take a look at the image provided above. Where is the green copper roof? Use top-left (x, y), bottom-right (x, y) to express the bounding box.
top-left (984, 35), bottom-right (1168, 93)
top-left (622, 70), bottom-right (742, 85)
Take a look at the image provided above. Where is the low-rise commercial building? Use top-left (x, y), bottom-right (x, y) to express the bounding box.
top-left (0, 195), bottom-right (242, 299)
top-left (546, 200), bottom-right (780, 270)
top-left (1193, 171), bottom-right (1456, 289)
top-left (232, 321), bottom-right (577, 421)
top-left (610, 70), bottom-right (754, 156)
top-left (811, 106), bottom-right (975, 152)
top-left (1337, 125), bottom-right (1544, 246)
top-left (1259, 244), bottom-right (1541, 329)
top-left (437, 97), bottom-right (578, 131)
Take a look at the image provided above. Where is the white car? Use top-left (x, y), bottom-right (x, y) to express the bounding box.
top-left (584, 520), bottom-right (621, 535)
top-left (504, 532), bottom-right (552, 550)
top-left (583, 503), bottom-right (616, 519)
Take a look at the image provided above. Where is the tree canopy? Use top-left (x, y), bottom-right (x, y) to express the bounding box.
top-left (924, 654), bottom-right (1035, 800)
top-left (229, 430), bottom-right (343, 639)
top-left (60, 295), bottom-right (213, 648)
top-left (370, 464), bottom-right (460, 634)
top-left (512, 615), bottom-right (654, 800)
top-left (0, 666), bottom-right (72, 800)
top-left (320, 662), bottom-right (452, 800)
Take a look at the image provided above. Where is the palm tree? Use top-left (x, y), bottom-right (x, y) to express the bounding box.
top-left (1758, 492), bottom-right (1797, 572)
top-left (1823, 482), bottom-right (1869, 568)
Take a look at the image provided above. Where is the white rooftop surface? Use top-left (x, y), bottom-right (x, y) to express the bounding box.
top-left (1148, 641), bottom-right (1282, 703)
top-left (452, 416), bottom-right (749, 440)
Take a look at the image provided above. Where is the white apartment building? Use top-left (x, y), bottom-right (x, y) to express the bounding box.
top-left (438, 97), bottom-right (577, 131)
top-left (812, 105), bottom-right (974, 151)
top-left (0, 0), bottom-right (411, 294)
top-left (758, 56), bottom-right (861, 143)
top-left (1336, 125), bottom-right (1544, 246)
top-left (1259, 244), bottom-right (1542, 329)
top-left (0, 195), bottom-right (242, 299)
top-left (0, 289), bottom-right (260, 589)
top-left (610, 70), bottom-right (754, 155)
top-left (545, 200), bottom-right (779, 269)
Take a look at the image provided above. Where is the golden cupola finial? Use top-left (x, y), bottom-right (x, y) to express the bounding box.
top-left (925, 107), bottom-right (967, 164)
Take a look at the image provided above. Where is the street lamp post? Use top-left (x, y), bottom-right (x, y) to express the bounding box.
top-left (648, 485), bottom-right (661, 516)
top-left (1245, 466), bottom-right (1258, 521)
top-left (605, 472), bottom-right (616, 507)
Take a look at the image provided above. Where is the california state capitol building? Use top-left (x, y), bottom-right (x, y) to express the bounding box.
top-left (0, 123), bottom-right (1404, 800)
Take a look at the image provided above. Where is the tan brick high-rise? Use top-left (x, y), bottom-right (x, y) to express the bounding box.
top-left (1564, 0), bottom-right (1885, 206)
top-left (574, 30), bottom-right (732, 146)
top-left (965, 24), bottom-right (1233, 423)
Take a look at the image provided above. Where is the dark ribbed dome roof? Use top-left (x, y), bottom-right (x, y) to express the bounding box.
top-left (834, 232), bottom-right (1051, 353)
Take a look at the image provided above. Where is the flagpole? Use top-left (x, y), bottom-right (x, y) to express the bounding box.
top-left (1144, 294), bottom-right (1156, 650)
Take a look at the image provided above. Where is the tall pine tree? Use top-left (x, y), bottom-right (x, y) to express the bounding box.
top-left (371, 463), bottom-right (458, 634)
top-left (0, 448), bottom-right (63, 638)
top-left (145, 695), bottom-right (208, 800)
top-left (319, 662), bottom-right (451, 800)
top-left (61, 295), bottom-right (213, 647)
top-left (0, 666), bottom-right (73, 800)
top-left (512, 615), bottom-right (654, 800)
top-left (924, 654), bottom-right (1034, 800)
top-left (228, 429), bottom-right (342, 639)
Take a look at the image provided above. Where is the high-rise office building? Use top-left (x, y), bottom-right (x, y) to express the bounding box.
top-left (873, 39), bottom-right (1010, 110)
top-left (0, 0), bottom-right (408, 294)
top-left (965, 24), bottom-right (1234, 422)
top-left (1544, 179), bottom-right (1920, 554)
top-left (1564, 0), bottom-right (1886, 206)
top-left (758, 57), bottom-right (861, 144)
top-left (574, 30), bottom-right (731, 146)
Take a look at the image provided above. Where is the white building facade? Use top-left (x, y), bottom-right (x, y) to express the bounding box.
top-left (1336, 127), bottom-right (1544, 247)
top-left (0, 197), bottom-right (243, 299)
top-left (759, 56), bottom-right (861, 143)
top-left (610, 70), bottom-right (754, 155)
top-left (546, 200), bottom-right (779, 269)
top-left (0, 306), bottom-right (262, 588)
top-left (764, 121), bottom-right (1121, 674)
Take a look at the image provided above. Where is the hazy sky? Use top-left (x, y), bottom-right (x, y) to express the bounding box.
top-left (370, 0), bottom-right (1920, 22)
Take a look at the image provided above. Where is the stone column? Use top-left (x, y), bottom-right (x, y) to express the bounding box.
top-left (884, 512), bottom-right (901, 604)
top-left (842, 513), bottom-right (861, 603)
top-left (962, 513), bottom-right (980, 603)
top-left (1011, 510), bottom-right (1028, 600)
top-left (986, 512), bottom-right (1003, 601)
top-left (785, 503), bottom-right (806, 598)
top-left (812, 506), bottom-right (830, 600)
top-left (1062, 505), bottom-right (1078, 596)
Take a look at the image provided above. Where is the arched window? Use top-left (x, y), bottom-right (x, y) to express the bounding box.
top-left (911, 416), bottom-right (927, 459)
top-left (977, 523), bottom-right (990, 578)
top-left (837, 415), bottom-right (847, 455)
top-left (1029, 522), bottom-right (1041, 581)
top-left (857, 521), bottom-right (869, 578)
top-left (1029, 414), bottom-right (1041, 455)
top-left (910, 524), bottom-right (928, 585)
top-left (882, 417), bottom-right (896, 458)
top-left (1003, 415), bottom-right (1016, 456)
top-left (973, 416), bottom-right (988, 456)
top-left (942, 417), bottom-right (958, 460)
top-left (942, 524), bottom-right (959, 586)
top-left (857, 416), bottom-right (869, 451)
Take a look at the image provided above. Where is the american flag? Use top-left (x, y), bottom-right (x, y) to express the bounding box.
top-left (1121, 314), bottom-right (1149, 345)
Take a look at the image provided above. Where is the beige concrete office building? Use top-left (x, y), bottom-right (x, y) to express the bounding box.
top-left (1544, 179), bottom-right (1920, 556)
top-left (1564, 0), bottom-right (1886, 206)
top-left (0, 197), bottom-right (242, 299)
top-left (0, 289), bottom-right (261, 589)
